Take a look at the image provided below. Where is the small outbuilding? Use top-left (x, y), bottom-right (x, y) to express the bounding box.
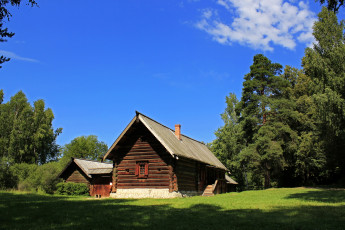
top-left (58, 158), bottom-right (113, 197)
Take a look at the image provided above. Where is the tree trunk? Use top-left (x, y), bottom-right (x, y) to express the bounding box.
top-left (264, 163), bottom-right (271, 188)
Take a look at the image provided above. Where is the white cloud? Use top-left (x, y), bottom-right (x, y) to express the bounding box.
top-left (0, 50), bottom-right (39, 63)
top-left (195, 0), bottom-right (316, 51)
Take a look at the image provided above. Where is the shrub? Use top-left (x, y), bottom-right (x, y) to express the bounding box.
top-left (9, 162), bottom-right (61, 194)
top-left (34, 162), bottom-right (61, 194)
top-left (0, 162), bottom-right (16, 189)
top-left (55, 182), bottom-right (89, 196)
top-left (10, 163), bottom-right (38, 189)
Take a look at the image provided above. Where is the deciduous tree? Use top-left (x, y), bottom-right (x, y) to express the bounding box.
top-left (317, 0), bottom-right (344, 13)
top-left (0, 90), bottom-right (61, 165)
top-left (302, 7), bottom-right (345, 182)
top-left (59, 135), bottom-right (108, 167)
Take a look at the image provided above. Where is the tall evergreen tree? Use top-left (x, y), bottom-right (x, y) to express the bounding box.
top-left (236, 54), bottom-right (295, 188)
top-left (302, 7), bottom-right (345, 182)
top-left (236, 54), bottom-right (283, 143)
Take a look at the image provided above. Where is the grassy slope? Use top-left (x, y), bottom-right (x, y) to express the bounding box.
top-left (0, 188), bottom-right (344, 230)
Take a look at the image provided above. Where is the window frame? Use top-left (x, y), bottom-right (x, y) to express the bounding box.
top-left (135, 161), bottom-right (149, 178)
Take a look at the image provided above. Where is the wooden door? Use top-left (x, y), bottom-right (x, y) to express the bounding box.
top-left (91, 184), bottom-right (112, 197)
top-left (90, 175), bottom-right (112, 198)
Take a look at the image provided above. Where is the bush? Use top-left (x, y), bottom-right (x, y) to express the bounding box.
top-left (0, 162), bottom-right (16, 189)
top-left (9, 162), bottom-right (61, 194)
top-left (10, 163), bottom-right (38, 189)
top-left (33, 162), bottom-right (62, 194)
top-left (56, 182), bottom-right (89, 196)
top-left (17, 181), bottom-right (31, 191)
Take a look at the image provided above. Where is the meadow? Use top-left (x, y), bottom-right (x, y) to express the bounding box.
top-left (0, 187), bottom-right (344, 230)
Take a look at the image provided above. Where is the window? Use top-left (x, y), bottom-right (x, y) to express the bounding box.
top-left (135, 161), bottom-right (148, 178)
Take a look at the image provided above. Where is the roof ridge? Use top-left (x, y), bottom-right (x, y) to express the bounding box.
top-left (136, 111), bottom-right (207, 146)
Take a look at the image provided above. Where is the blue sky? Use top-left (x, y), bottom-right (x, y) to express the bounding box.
top-left (1, 0), bottom-right (333, 148)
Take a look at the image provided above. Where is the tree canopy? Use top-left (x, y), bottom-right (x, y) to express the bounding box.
top-left (59, 135), bottom-right (108, 167)
top-left (303, 7), bottom-right (345, 182)
top-left (0, 90), bottom-right (62, 165)
top-left (317, 0), bottom-right (344, 12)
top-left (211, 6), bottom-right (345, 189)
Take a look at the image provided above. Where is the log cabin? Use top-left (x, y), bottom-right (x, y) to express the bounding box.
top-left (58, 158), bottom-right (113, 197)
top-left (103, 111), bottom-right (237, 198)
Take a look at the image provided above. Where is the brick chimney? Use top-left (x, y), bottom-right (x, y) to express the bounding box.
top-left (175, 124), bottom-right (181, 140)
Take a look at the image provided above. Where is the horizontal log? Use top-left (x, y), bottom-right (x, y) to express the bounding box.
top-left (122, 156), bottom-right (164, 160)
top-left (177, 177), bottom-right (195, 182)
top-left (118, 179), bottom-right (169, 183)
top-left (126, 151), bottom-right (159, 155)
top-left (117, 186), bottom-right (168, 189)
top-left (117, 165), bottom-right (166, 170)
top-left (178, 181), bottom-right (196, 186)
top-left (118, 171), bottom-right (169, 176)
top-left (176, 171), bottom-right (196, 177)
top-left (120, 159), bottom-right (167, 164)
top-left (118, 162), bottom-right (168, 167)
top-left (177, 159), bottom-right (196, 166)
top-left (117, 183), bottom-right (170, 187)
top-left (177, 177), bottom-right (195, 183)
top-left (176, 170), bottom-right (196, 176)
top-left (178, 184), bottom-right (196, 188)
top-left (118, 174), bottom-right (170, 179)
top-left (178, 184), bottom-right (197, 189)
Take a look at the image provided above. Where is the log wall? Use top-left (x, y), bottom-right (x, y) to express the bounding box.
top-left (65, 167), bottom-right (90, 184)
top-left (175, 157), bottom-right (198, 191)
top-left (116, 126), bottom-right (171, 189)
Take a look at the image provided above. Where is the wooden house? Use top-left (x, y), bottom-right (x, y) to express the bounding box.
top-left (103, 112), bottom-right (237, 198)
top-left (58, 158), bottom-right (113, 197)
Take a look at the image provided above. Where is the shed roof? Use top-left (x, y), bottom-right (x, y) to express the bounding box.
top-left (60, 158), bottom-right (113, 179)
top-left (104, 112), bottom-right (228, 171)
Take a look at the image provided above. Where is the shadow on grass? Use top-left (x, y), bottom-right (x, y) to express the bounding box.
top-left (0, 192), bottom-right (344, 230)
top-left (286, 189), bottom-right (345, 203)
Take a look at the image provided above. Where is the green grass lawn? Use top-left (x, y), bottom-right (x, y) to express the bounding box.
top-left (0, 188), bottom-right (344, 230)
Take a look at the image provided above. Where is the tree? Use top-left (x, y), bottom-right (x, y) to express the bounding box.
top-left (235, 54), bottom-right (301, 188)
top-left (0, 90), bottom-right (61, 165)
top-left (317, 0), bottom-right (344, 13)
top-left (302, 7), bottom-right (345, 182)
top-left (0, 0), bottom-right (37, 68)
top-left (236, 54), bottom-right (283, 144)
top-left (59, 135), bottom-right (108, 167)
top-left (277, 66), bottom-right (327, 186)
top-left (209, 93), bottom-right (245, 187)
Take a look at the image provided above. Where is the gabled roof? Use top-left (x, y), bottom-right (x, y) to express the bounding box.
top-left (104, 112), bottom-right (228, 171)
top-left (59, 158), bottom-right (113, 179)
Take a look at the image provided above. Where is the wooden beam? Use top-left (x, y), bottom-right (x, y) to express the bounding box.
top-left (112, 160), bottom-right (118, 193)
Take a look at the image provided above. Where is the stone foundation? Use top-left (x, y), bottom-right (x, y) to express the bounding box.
top-left (110, 189), bottom-right (200, 199)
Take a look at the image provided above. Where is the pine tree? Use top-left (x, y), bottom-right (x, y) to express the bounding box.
top-left (236, 55), bottom-right (300, 188)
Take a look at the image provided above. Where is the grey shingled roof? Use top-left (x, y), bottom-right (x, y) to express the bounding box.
top-left (74, 158), bottom-right (113, 178)
top-left (225, 174), bottom-right (238, 184)
top-left (104, 112), bottom-right (228, 171)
